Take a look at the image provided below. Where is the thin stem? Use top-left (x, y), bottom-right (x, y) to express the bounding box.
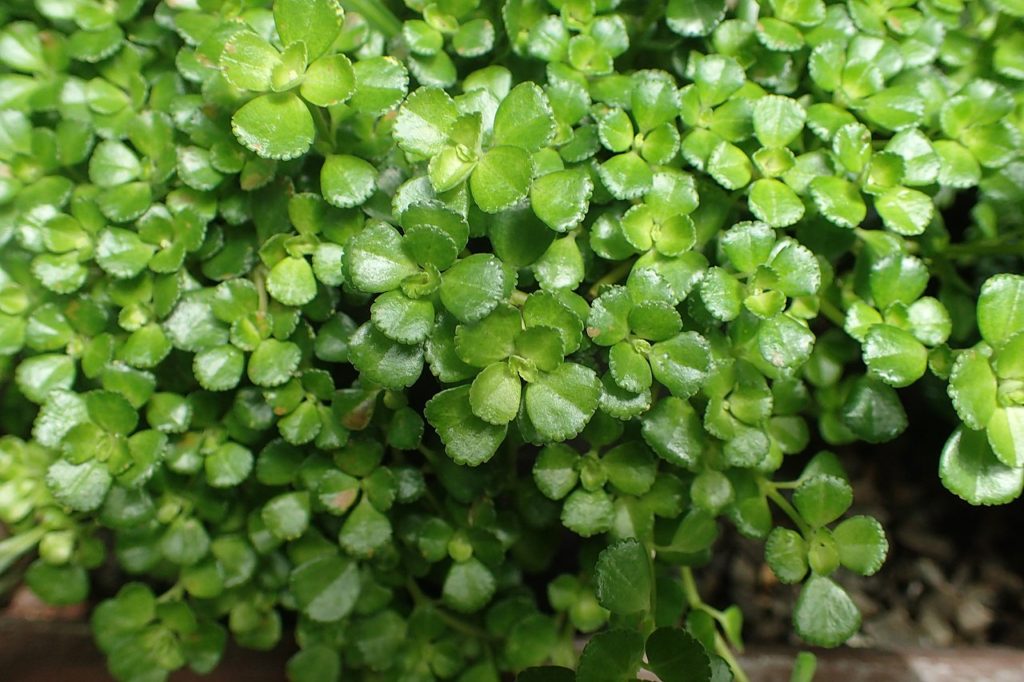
top-left (587, 259), bottom-right (635, 299)
top-left (681, 566), bottom-right (701, 608)
top-left (644, 542), bottom-right (657, 636)
top-left (0, 526), bottom-right (47, 574)
top-left (158, 582), bottom-right (185, 603)
top-left (817, 298), bottom-right (846, 328)
top-left (406, 579), bottom-right (496, 640)
top-left (682, 568), bottom-right (750, 682)
top-left (765, 485), bottom-right (810, 536)
top-left (309, 105), bottom-right (334, 154)
top-left (943, 237), bottom-right (1024, 258)
top-left (341, 0), bottom-right (403, 38)
top-left (252, 265), bottom-right (268, 319)
top-left (714, 632), bottom-right (752, 682)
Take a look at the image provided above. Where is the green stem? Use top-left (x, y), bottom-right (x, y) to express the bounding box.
top-left (714, 632), bottom-right (752, 682)
top-left (818, 298), bottom-right (846, 328)
top-left (309, 105), bottom-right (334, 154)
top-left (587, 259), bottom-right (635, 299)
top-left (158, 582), bottom-right (185, 603)
top-left (645, 542), bottom-right (657, 636)
top-left (406, 579), bottom-right (496, 640)
top-left (252, 265), bottom-right (268, 319)
top-left (765, 485), bottom-right (810, 536)
top-left (0, 526), bottom-right (47, 575)
top-left (682, 568), bottom-right (750, 682)
top-left (943, 237), bottom-right (1024, 258)
top-left (681, 566), bottom-right (701, 608)
top-left (341, 0), bottom-right (403, 38)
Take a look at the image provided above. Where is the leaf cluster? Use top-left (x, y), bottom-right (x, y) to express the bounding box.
top-left (0, 0), bottom-right (1022, 681)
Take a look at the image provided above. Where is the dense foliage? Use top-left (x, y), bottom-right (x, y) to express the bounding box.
top-left (0, 0), bottom-right (1022, 680)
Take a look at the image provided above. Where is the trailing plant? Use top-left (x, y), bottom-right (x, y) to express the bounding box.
top-left (0, 0), bottom-right (1022, 680)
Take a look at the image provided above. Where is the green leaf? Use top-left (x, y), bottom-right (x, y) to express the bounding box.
top-left (666, 0), bottom-right (726, 36)
top-left (470, 362), bottom-right (521, 425)
top-left (575, 629), bottom-right (644, 682)
top-left (764, 527), bottom-right (808, 584)
top-left (370, 290), bottom-right (434, 344)
top-left (262, 491), bottom-right (311, 540)
top-left (232, 92), bottom-right (314, 161)
top-left (287, 646), bottom-right (340, 682)
top-left (205, 442), bottom-right (253, 488)
top-left (443, 558), bottom-right (496, 613)
top-left (565, 489), bottom-right (610, 536)
top-left (934, 140), bottom-right (981, 188)
top-left (793, 576), bottom-right (861, 647)
top-left (641, 397), bottom-right (704, 468)
top-left (338, 497), bottom-right (392, 558)
top-left (492, 83), bottom-right (555, 151)
top-left (524, 362), bottom-right (601, 442)
top-left (594, 539), bottom-right (651, 615)
top-left (96, 228), bottom-right (155, 279)
top-left (833, 516), bottom-right (888, 576)
top-left (863, 324), bottom-right (928, 388)
top-left (809, 176), bottom-right (865, 228)
top-left (394, 87), bottom-right (458, 157)
top-left (440, 254), bottom-right (506, 322)
top-left (177, 146), bottom-right (223, 191)
top-left (268, 256), bottom-right (317, 307)
top-left (645, 627), bottom-right (712, 682)
top-left (454, 304), bottom-right (521, 367)
top-left (194, 345), bottom-right (245, 391)
top-left (351, 56), bottom-right (409, 115)
top-left (530, 168), bottom-right (593, 233)
top-left (0, 22), bottom-right (47, 72)
top-left (977, 274), bottom-right (1024, 348)
top-left (301, 54), bottom-right (355, 107)
top-left (46, 459), bottom-right (111, 512)
top-left (470, 146), bottom-right (534, 213)
top-left (220, 31), bottom-right (280, 92)
top-left (609, 341), bottom-right (653, 393)
top-left (941, 426), bottom-right (1024, 505)
top-left (650, 332), bottom-right (710, 398)
top-left (321, 154), bottom-right (377, 208)
top-left (273, 0), bottom-right (342, 60)
top-left (841, 376), bottom-right (908, 443)
top-left (532, 444), bottom-right (580, 500)
top-left (875, 187), bottom-right (933, 236)
top-left (752, 95), bottom-right (806, 148)
top-left (758, 314), bottom-right (815, 370)
top-left (793, 474), bottom-right (853, 527)
top-left (425, 386), bottom-right (507, 466)
top-left (534, 235), bottom-right (585, 292)
top-left (516, 326), bottom-right (565, 372)
top-left (16, 353), bottom-right (76, 403)
top-left (948, 349), bottom-right (998, 430)
top-left (987, 407), bottom-right (1024, 468)
top-left (26, 561), bottom-right (89, 606)
top-left (748, 178), bottom-right (805, 227)
top-left (348, 323), bottom-right (423, 389)
top-left (757, 17), bottom-right (804, 51)
top-left (89, 140), bottom-right (140, 188)
top-left (707, 142), bottom-right (752, 190)
top-left (343, 221), bottom-right (419, 293)
top-left (598, 151), bottom-right (653, 200)
top-left (633, 70), bottom-right (681, 133)
top-left (768, 240), bottom-right (820, 297)
top-left (869, 253), bottom-right (928, 309)
top-left (248, 339), bottom-right (302, 388)
top-left (600, 109), bottom-right (635, 153)
top-left (790, 652), bottom-right (818, 682)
